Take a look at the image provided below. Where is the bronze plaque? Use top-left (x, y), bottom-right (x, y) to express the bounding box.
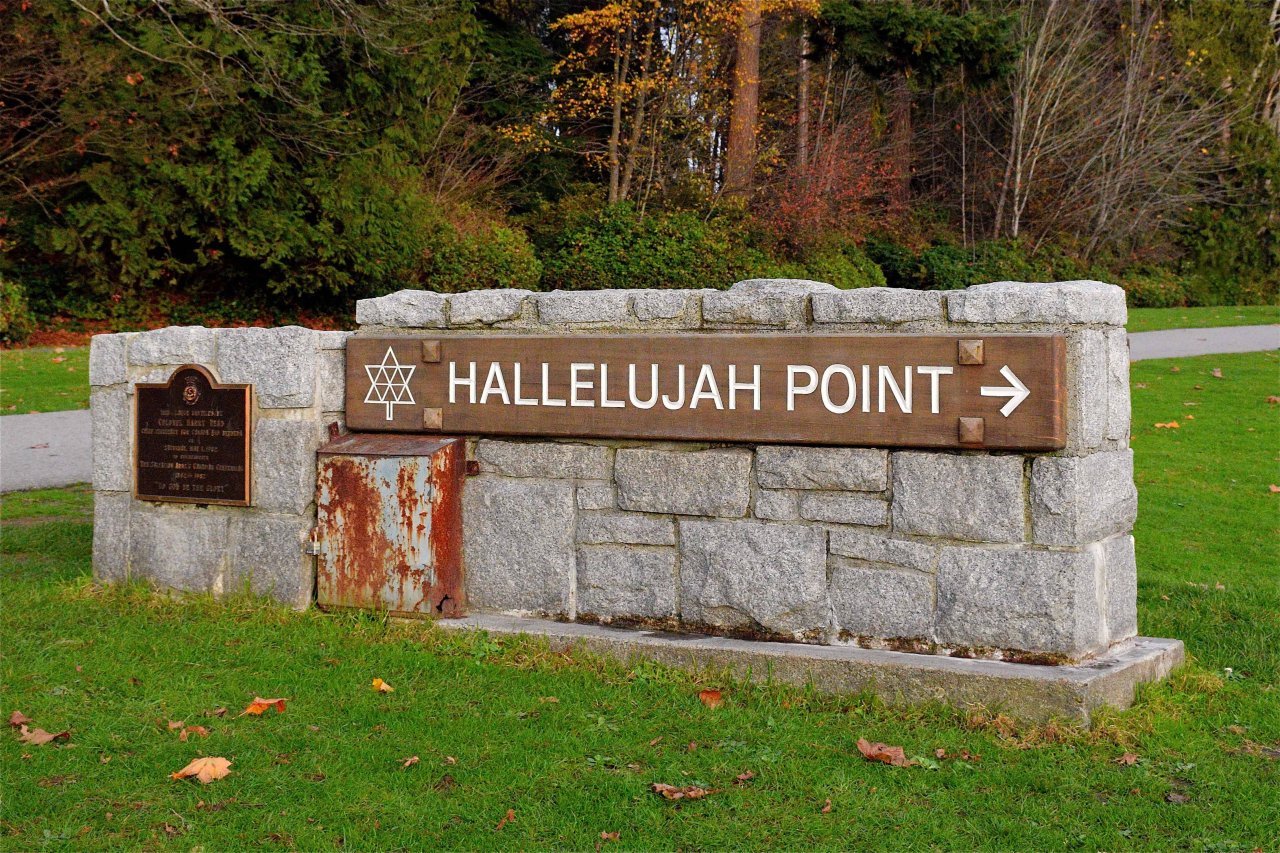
top-left (344, 334), bottom-right (1066, 451)
top-left (134, 365), bottom-right (252, 505)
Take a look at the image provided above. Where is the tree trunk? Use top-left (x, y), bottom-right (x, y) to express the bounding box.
top-left (607, 24), bottom-right (634, 205)
top-left (724, 0), bottom-right (762, 200)
top-left (619, 16), bottom-right (656, 202)
top-left (797, 23), bottom-right (810, 170)
top-left (888, 71), bottom-right (912, 207)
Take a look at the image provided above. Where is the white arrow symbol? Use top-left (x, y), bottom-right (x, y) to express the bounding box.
top-left (981, 365), bottom-right (1030, 417)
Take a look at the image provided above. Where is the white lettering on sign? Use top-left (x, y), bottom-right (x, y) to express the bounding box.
top-left (447, 360), bottom-right (967, 417)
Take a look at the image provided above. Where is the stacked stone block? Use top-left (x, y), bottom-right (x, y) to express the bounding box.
top-left (358, 278), bottom-right (1136, 662)
top-left (89, 326), bottom-right (350, 607)
top-left (90, 277), bottom-right (1138, 664)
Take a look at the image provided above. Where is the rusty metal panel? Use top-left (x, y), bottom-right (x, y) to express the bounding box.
top-left (315, 435), bottom-right (464, 618)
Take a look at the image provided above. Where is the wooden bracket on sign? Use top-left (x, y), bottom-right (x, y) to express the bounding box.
top-left (957, 339), bottom-right (985, 365)
top-left (421, 340), bottom-right (441, 363)
top-left (958, 416), bottom-right (985, 445)
top-left (422, 407), bottom-right (443, 431)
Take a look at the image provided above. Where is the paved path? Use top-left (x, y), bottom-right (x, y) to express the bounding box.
top-left (1, 409), bottom-right (92, 493)
top-left (1, 325), bottom-right (1277, 493)
top-left (1129, 324), bottom-right (1279, 361)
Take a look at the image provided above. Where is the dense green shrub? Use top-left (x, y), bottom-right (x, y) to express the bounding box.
top-left (415, 207), bottom-right (541, 292)
top-left (5, 2), bottom-right (477, 308)
top-left (765, 241), bottom-right (887, 289)
top-left (539, 203), bottom-right (773, 290)
top-left (1181, 272), bottom-right (1279, 308)
top-left (1120, 271), bottom-right (1188, 308)
top-left (0, 276), bottom-right (35, 344)
top-left (865, 238), bottom-right (1095, 290)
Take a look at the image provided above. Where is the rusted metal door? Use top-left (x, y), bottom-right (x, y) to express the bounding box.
top-left (315, 434), bottom-right (464, 617)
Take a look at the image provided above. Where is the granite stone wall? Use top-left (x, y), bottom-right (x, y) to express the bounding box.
top-left (90, 278), bottom-right (1137, 662)
top-left (89, 326), bottom-right (351, 608)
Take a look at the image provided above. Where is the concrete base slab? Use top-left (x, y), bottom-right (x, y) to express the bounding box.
top-left (437, 614), bottom-right (1184, 725)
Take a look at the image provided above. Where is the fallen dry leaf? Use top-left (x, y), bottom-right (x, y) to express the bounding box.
top-left (600, 831), bottom-right (620, 842)
top-left (1154, 421), bottom-right (1180, 429)
top-left (734, 771), bottom-right (755, 786)
top-left (1165, 791), bottom-right (1191, 804)
top-left (1210, 368), bottom-right (1223, 378)
top-left (1169, 366), bottom-right (1181, 373)
top-left (1115, 753), bottom-right (1140, 766)
top-left (1269, 485), bottom-right (1280, 494)
top-left (651, 782), bottom-right (714, 800)
top-left (18, 725), bottom-right (70, 746)
top-left (1227, 724), bottom-right (1247, 735)
top-left (697, 689), bottom-right (723, 709)
top-left (648, 736), bottom-right (663, 747)
top-left (443, 755), bottom-right (458, 765)
top-left (207, 707), bottom-right (228, 718)
top-left (51, 356), bottom-right (66, 364)
top-left (821, 798), bottom-right (833, 814)
top-left (167, 720), bottom-right (185, 731)
top-left (686, 741), bottom-right (697, 753)
top-left (400, 755), bottom-right (420, 769)
top-left (179, 726), bottom-right (210, 742)
top-left (170, 756), bottom-right (232, 784)
top-left (856, 738), bottom-right (912, 767)
top-left (99, 755), bottom-right (111, 764)
top-left (433, 774), bottom-right (456, 791)
top-left (495, 808), bottom-right (515, 831)
top-left (8, 711), bottom-right (32, 727)
top-left (539, 696), bottom-right (559, 704)
top-left (372, 678), bottom-right (395, 694)
top-left (239, 697), bottom-right (286, 717)
top-left (1267, 396), bottom-right (1280, 405)
top-left (934, 748), bottom-right (947, 759)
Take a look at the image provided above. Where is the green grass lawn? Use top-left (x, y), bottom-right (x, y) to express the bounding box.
top-left (2, 364), bottom-right (1278, 850)
top-left (1127, 304), bottom-right (1278, 333)
top-left (0, 347), bottom-right (90, 413)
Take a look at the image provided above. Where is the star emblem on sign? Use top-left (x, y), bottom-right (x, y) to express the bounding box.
top-left (364, 346), bottom-right (416, 420)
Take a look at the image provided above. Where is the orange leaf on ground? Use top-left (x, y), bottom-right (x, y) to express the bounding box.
top-left (170, 756), bottom-right (231, 784)
top-left (494, 808), bottom-right (515, 831)
top-left (1210, 368), bottom-right (1223, 378)
top-left (1269, 485), bottom-right (1280, 493)
top-left (179, 726), bottom-right (210, 742)
top-left (443, 755), bottom-right (458, 765)
top-left (8, 711), bottom-right (32, 727)
top-left (734, 771), bottom-right (755, 786)
top-left (207, 707), bottom-right (228, 718)
top-left (856, 738), bottom-right (912, 767)
top-left (1267, 396), bottom-right (1280, 404)
top-left (600, 831), bottom-right (620, 842)
top-left (239, 697), bottom-right (286, 717)
top-left (1154, 421), bottom-right (1180, 429)
top-left (18, 725), bottom-right (70, 746)
top-left (400, 756), bottom-right (419, 769)
top-left (648, 736), bottom-right (663, 747)
top-left (651, 782), bottom-right (715, 800)
top-left (1115, 752), bottom-right (1139, 766)
top-left (821, 798), bottom-right (833, 814)
top-left (697, 689), bottom-right (722, 709)
top-left (167, 720), bottom-right (185, 730)
top-left (372, 678), bottom-right (395, 693)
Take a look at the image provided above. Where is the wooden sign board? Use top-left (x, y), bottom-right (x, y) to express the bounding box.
top-left (134, 365), bottom-right (252, 505)
top-left (344, 334), bottom-right (1066, 451)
